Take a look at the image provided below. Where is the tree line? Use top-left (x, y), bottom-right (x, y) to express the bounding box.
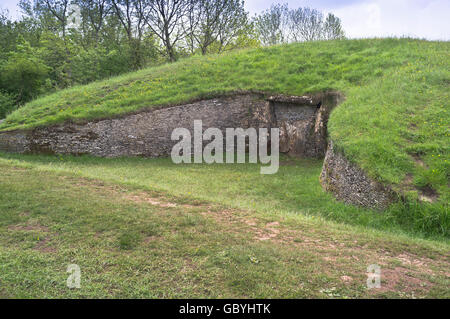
top-left (0, 1), bottom-right (345, 118)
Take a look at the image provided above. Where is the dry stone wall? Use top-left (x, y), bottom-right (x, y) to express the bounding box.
top-left (0, 93), bottom-right (335, 159)
top-left (0, 94), bottom-right (270, 157)
top-left (320, 141), bottom-right (397, 210)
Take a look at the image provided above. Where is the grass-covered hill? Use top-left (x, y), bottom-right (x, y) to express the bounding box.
top-left (1, 38), bottom-right (449, 205)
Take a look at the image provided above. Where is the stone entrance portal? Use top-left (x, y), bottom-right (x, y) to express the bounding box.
top-left (269, 92), bottom-right (342, 158)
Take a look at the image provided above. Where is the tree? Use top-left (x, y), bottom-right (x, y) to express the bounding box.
top-left (0, 37), bottom-right (50, 103)
top-left (323, 13), bottom-right (345, 40)
top-left (254, 3), bottom-right (289, 46)
top-left (254, 5), bottom-right (345, 45)
top-left (0, 10), bottom-right (16, 57)
top-left (2, 0), bottom-right (162, 100)
top-left (138, 0), bottom-right (191, 62)
top-left (32, 0), bottom-right (71, 39)
top-left (37, 31), bottom-right (73, 87)
top-left (110, 0), bottom-right (146, 68)
top-left (184, 0), bottom-right (249, 55)
top-left (1, 8), bottom-right (43, 56)
top-left (77, 0), bottom-right (111, 44)
top-left (288, 7), bottom-right (324, 42)
top-left (0, 91), bottom-right (17, 119)
top-left (213, 0), bottom-right (253, 53)
top-left (20, 0), bottom-right (81, 81)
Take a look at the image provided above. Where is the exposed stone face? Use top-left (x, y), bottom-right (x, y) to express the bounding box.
top-left (320, 141), bottom-right (397, 210)
top-left (0, 94), bottom-right (271, 157)
top-left (0, 130), bottom-right (30, 153)
top-left (275, 102), bottom-right (331, 158)
top-left (0, 93), bottom-right (334, 159)
top-left (270, 92), bottom-right (342, 158)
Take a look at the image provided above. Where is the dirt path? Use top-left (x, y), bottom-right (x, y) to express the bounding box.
top-left (122, 188), bottom-right (450, 298)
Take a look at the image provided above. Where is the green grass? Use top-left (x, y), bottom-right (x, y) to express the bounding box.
top-left (0, 152), bottom-right (448, 240)
top-left (1, 38), bottom-right (448, 299)
top-left (0, 38), bottom-right (448, 204)
top-left (0, 161), bottom-right (449, 298)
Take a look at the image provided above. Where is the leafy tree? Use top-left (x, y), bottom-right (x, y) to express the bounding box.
top-left (37, 31), bottom-right (73, 88)
top-left (288, 7), bottom-right (324, 42)
top-left (110, 0), bottom-right (147, 68)
top-left (0, 10), bottom-right (16, 57)
top-left (254, 3), bottom-right (289, 46)
top-left (138, 0), bottom-right (191, 62)
top-left (77, 0), bottom-right (110, 44)
top-left (0, 91), bottom-right (17, 119)
top-left (0, 37), bottom-right (50, 103)
top-left (254, 5), bottom-right (346, 45)
top-left (217, 19), bottom-right (260, 53)
top-left (20, 0), bottom-right (71, 39)
top-left (323, 13), bottom-right (345, 40)
top-left (184, 0), bottom-right (250, 55)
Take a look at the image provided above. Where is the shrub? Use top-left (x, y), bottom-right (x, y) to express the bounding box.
top-left (0, 39), bottom-right (50, 103)
top-left (0, 91), bottom-right (17, 119)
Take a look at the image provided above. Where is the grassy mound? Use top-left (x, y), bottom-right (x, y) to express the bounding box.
top-left (0, 38), bottom-right (448, 204)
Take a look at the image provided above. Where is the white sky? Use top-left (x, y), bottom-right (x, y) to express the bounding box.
top-left (1, 0), bottom-right (449, 40)
top-left (245, 0), bottom-right (450, 40)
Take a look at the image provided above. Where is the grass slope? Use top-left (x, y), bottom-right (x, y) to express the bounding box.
top-left (0, 153), bottom-right (448, 239)
top-left (0, 162), bottom-right (449, 298)
top-left (0, 38), bottom-right (448, 204)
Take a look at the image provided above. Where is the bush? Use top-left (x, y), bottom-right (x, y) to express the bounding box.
top-left (71, 48), bottom-right (133, 84)
top-left (0, 91), bottom-right (17, 119)
top-left (0, 38), bottom-right (50, 103)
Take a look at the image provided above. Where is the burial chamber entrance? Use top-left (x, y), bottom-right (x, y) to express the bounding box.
top-left (268, 92), bottom-right (342, 158)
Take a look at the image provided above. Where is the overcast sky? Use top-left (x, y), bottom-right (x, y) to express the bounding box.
top-left (1, 0), bottom-right (449, 40)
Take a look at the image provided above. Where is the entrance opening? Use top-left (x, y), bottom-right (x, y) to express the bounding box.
top-left (268, 92), bottom-right (343, 158)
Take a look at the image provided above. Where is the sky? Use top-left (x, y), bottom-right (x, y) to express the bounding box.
top-left (1, 0), bottom-right (449, 40)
